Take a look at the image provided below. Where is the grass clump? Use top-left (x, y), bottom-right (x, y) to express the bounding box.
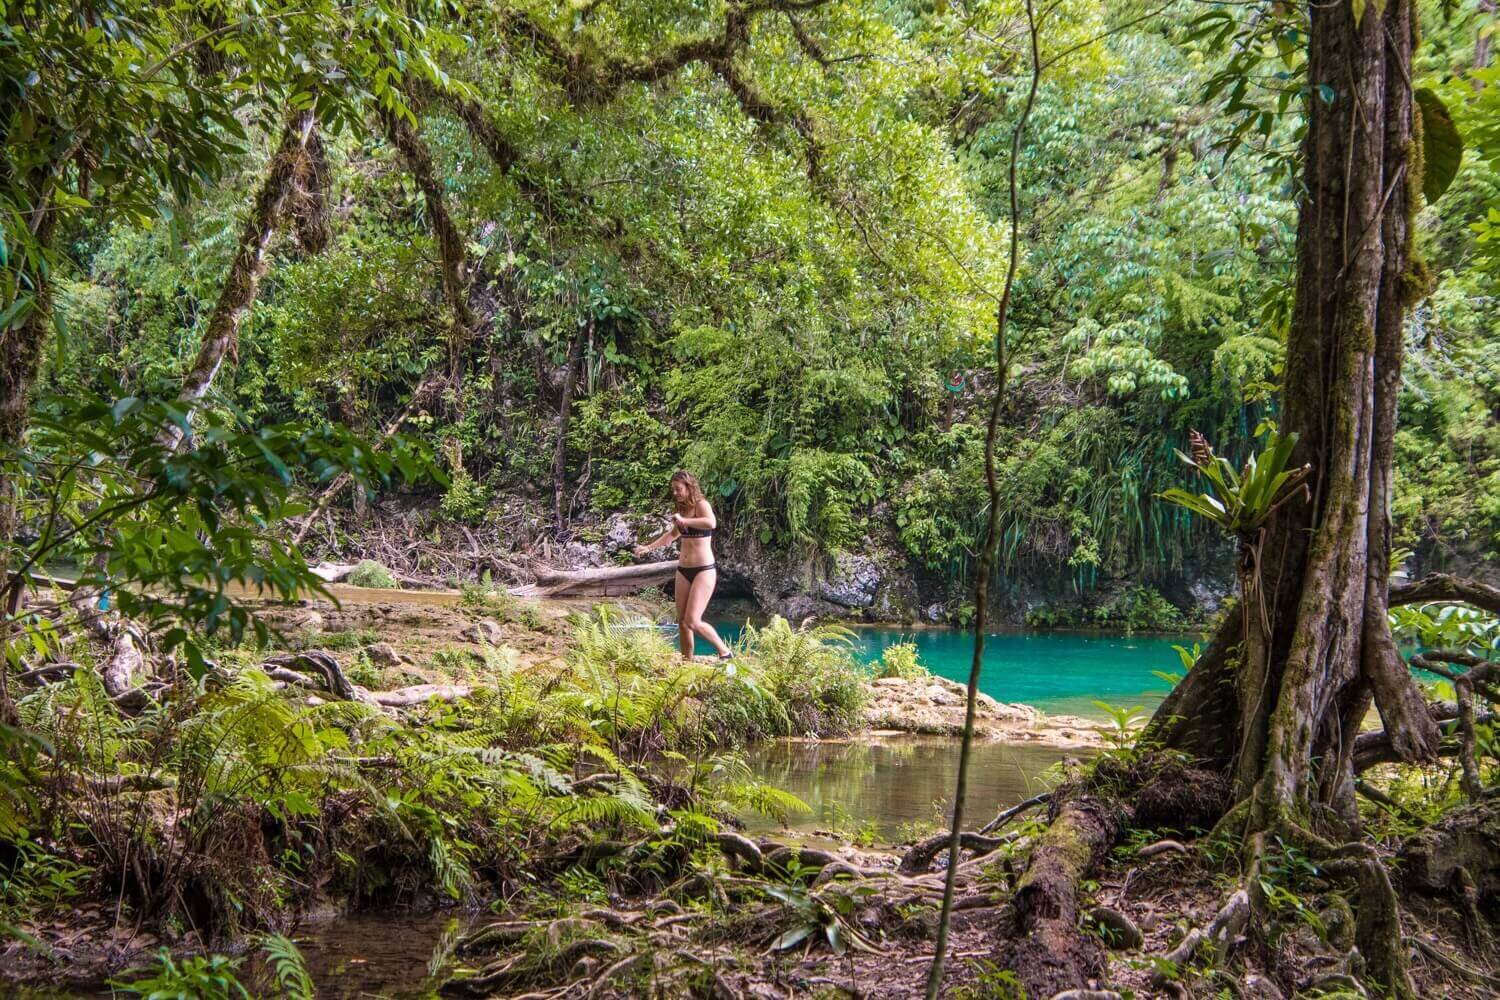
top-left (460, 581), bottom-right (546, 631)
top-left (347, 559), bottom-right (396, 589)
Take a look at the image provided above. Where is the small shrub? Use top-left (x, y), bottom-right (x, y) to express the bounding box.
top-left (951, 960), bottom-right (1026, 1000)
top-left (741, 616), bottom-right (866, 736)
top-left (345, 651), bottom-right (381, 688)
top-left (113, 950), bottom-right (250, 999)
top-left (1092, 586), bottom-right (1185, 633)
top-left (873, 641), bottom-right (926, 680)
top-left (440, 470), bottom-right (490, 524)
top-left (460, 582), bottom-right (516, 619)
top-left (460, 582), bottom-right (547, 632)
top-left (307, 627), bottom-right (381, 651)
top-left (1024, 604), bottom-right (1081, 628)
top-left (348, 560), bottom-right (396, 589)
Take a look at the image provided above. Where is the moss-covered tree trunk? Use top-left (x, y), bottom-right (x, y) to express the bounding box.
top-left (159, 111), bottom-right (319, 452)
top-left (1145, 0), bottom-right (1437, 836)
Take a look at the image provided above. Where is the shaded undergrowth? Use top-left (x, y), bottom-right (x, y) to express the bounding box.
top-left (0, 606), bottom-right (867, 982)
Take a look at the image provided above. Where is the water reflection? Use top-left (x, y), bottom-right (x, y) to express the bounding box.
top-left (743, 736), bottom-right (1079, 840)
top-left (267, 910), bottom-right (473, 999)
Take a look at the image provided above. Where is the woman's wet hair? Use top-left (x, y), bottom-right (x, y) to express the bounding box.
top-left (670, 470), bottom-right (706, 513)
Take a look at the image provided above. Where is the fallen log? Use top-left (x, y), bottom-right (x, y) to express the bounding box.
top-left (997, 793), bottom-right (1125, 997)
top-left (371, 683), bottom-right (472, 707)
top-left (510, 561), bottom-right (678, 597)
top-left (308, 561), bottom-right (360, 583)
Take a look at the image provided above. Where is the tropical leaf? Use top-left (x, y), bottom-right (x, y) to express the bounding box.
top-left (1416, 88), bottom-right (1463, 204)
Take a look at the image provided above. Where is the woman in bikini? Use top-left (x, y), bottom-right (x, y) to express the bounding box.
top-left (633, 470), bottom-right (734, 662)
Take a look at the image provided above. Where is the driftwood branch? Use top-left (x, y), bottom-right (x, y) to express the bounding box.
top-left (978, 791), bottom-right (1051, 834)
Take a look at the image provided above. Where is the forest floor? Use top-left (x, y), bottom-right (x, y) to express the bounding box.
top-left (218, 587), bottom-right (1500, 998)
top-left (6, 585), bottom-right (1494, 998)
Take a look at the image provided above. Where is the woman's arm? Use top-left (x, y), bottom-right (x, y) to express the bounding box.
top-left (672, 500), bottom-right (717, 531)
top-left (633, 525), bottom-right (679, 557)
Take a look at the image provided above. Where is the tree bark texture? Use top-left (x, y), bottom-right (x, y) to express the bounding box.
top-left (1146, 0), bottom-right (1437, 837)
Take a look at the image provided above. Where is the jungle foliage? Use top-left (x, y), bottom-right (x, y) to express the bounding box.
top-left (23, 0), bottom-right (1494, 604)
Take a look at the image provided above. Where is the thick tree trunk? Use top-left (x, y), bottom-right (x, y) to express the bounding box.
top-left (552, 321), bottom-right (589, 532)
top-left (159, 111), bottom-right (318, 452)
top-left (1151, 0), bottom-right (1437, 838)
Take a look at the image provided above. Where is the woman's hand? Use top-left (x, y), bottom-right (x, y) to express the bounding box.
top-left (670, 513), bottom-right (686, 531)
top-left (632, 544), bottom-right (648, 558)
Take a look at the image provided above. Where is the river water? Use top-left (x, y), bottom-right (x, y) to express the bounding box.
top-left (743, 735), bottom-right (1076, 840)
top-left (714, 621), bottom-right (1192, 719)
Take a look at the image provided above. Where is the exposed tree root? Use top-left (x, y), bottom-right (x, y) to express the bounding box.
top-left (1398, 799), bottom-right (1500, 901)
top-left (900, 830), bottom-right (1015, 874)
top-left (261, 650), bottom-right (363, 701)
top-left (1150, 888), bottom-right (1250, 987)
top-left (1322, 845), bottom-right (1414, 998)
top-left (1135, 839), bottom-right (1188, 859)
top-left (1411, 937), bottom-right (1500, 990)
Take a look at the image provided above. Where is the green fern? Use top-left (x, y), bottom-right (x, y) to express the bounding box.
top-left (259, 934), bottom-right (315, 1000)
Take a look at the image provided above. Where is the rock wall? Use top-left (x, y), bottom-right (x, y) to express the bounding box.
top-left (715, 535), bottom-right (1232, 627)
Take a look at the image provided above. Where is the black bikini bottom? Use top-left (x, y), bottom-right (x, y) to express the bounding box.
top-left (677, 562), bottom-right (716, 582)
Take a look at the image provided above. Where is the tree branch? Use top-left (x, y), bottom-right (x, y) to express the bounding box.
top-left (159, 110), bottom-right (318, 453)
top-left (1389, 573), bottom-right (1500, 614)
top-left (379, 108), bottom-right (477, 388)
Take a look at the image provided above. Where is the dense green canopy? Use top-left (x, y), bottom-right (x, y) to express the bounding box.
top-left (11, 0), bottom-right (1498, 603)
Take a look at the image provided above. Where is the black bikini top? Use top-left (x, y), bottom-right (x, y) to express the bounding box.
top-left (679, 526), bottom-right (713, 538)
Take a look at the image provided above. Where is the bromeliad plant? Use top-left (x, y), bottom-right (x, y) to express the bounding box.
top-left (1158, 427), bottom-right (1312, 605)
top-left (1157, 429), bottom-right (1312, 546)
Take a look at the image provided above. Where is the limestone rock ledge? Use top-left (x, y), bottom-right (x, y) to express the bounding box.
top-left (862, 674), bottom-right (1103, 748)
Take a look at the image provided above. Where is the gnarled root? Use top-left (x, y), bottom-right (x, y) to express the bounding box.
top-left (900, 830), bottom-right (1014, 874)
top-left (1150, 888), bottom-right (1250, 988)
top-left (1398, 799), bottom-right (1500, 903)
top-left (261, 650), bottom-right (367, 702)
top-left (1321, 844), bottom-right (1414, 999)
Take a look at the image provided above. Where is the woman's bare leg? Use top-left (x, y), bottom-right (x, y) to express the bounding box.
top-left (674, 572), bottom-right (693, 657)
top-left (683, 570), bottom-right (730, 657)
